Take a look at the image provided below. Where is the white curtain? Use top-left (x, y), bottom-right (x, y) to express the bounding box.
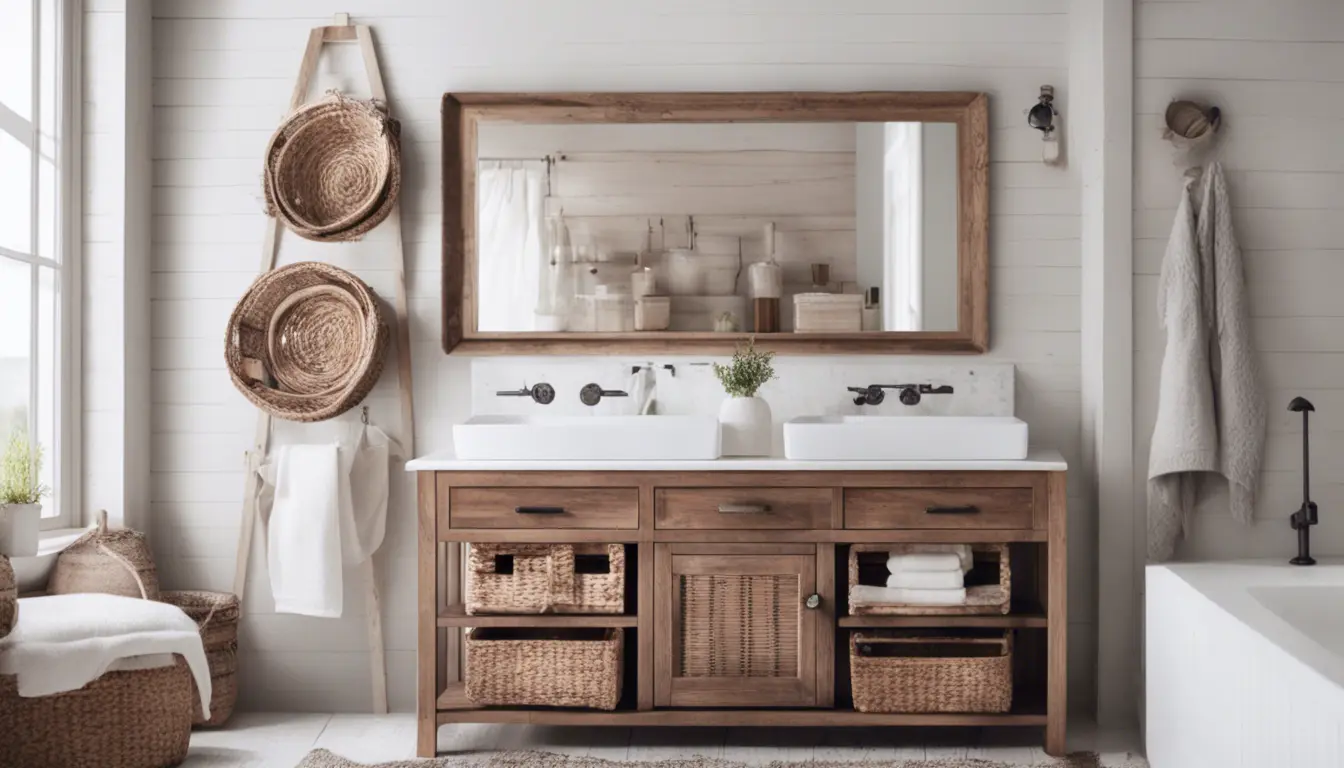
top-left (477, 162), bottom-right (546, 331)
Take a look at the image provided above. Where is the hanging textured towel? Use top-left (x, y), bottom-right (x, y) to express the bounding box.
top-left (260, 444), bottom-right (345, 617)
top-left (1148, 162), bottom-right (1266, 561)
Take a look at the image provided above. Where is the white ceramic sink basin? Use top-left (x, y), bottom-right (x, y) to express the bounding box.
top-left (783, 415), bottom-right (1028, 461)
top-left (453, 415), bottom-right (721, 461)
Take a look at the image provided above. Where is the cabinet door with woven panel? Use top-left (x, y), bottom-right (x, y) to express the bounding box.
top-left (654, 544), bottom-right (819, 708)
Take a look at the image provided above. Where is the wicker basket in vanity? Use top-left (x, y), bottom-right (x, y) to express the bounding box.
top-left (467, 543), bottom-right (625, 615)
top-left (464, 627), bottom-right (623, 710)
top-left (850, 630), bottom-right (1013, 714)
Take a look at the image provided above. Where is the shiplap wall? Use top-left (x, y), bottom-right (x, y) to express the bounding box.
top-left (136, 0), bottom-right (1090, 712)
top-left (1134, 0), bottom-right (1344, 560)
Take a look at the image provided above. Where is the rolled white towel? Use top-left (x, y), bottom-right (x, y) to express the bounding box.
top-left (886, 553), bottom-right (962, 573)
top-left (851, 585), bottom-right (967, 606)
top-left (887, 545), bottom-right (973, 573)
top-left (885, 570), bottom-right (965, 590)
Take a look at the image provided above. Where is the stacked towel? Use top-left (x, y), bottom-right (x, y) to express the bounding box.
top-left (852, 585), bottom-right (966, 606)
top-left (864, 545), bottom-right (973, 606)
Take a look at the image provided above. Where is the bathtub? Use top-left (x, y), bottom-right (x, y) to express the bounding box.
top-left (1147, 561), bottom-right (1344, 768)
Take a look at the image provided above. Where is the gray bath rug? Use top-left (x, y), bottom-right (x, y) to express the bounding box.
top-left (295, 750), bottom-right (1111, 768)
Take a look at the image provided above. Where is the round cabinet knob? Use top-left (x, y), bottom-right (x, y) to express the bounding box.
top-left (805, 594), bottom-right (822, 610)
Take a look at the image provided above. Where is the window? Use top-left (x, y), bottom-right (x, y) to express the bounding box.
top-left (1, 0), bottom-right (76, 527)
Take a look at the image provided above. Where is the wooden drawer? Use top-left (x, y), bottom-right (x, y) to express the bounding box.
top-left (655, 488), bottom-right (832, 530)
top-left (446, 487), bottom-right (638, 529)
top-left (844, 487), bottom-right (1034, 530)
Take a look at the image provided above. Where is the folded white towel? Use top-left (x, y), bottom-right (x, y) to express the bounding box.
top-left (885, 570), bottom-right (965, 589)
top-left (887, 553), bottom-right (963, 573)
top-left (851, 585), bottom-right (967, 606)
top-left (887, 543), bottom-right (973, 572)
top-left (262, 443), bottom-right (344, 617)
top-left (0, 594), bottom-right (212, 716)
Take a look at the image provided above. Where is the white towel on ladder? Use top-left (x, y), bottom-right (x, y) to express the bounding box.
top-left (261, 444), bottom-right (344, 617)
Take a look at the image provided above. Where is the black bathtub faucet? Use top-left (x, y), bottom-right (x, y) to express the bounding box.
top-left (1289, 396), bottom-right (1318, 566)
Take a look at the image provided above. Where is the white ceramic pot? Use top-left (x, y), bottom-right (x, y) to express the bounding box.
top-left (0, 503), bottom-right (42, 557)
top-left (719, 396), bottom-right (773, 457)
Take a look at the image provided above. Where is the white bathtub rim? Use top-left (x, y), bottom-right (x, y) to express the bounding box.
top-left (1152, 559), bottom-right (1344, 695)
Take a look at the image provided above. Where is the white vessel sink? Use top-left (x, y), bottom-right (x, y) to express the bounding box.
top-left (783, 416), bottom-right (1028, 461)
top-left (453, 415), bottom-right (721, 461)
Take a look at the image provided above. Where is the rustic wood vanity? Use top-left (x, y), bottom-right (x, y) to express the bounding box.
top-left (412, 454), bottom-right (1068, 758)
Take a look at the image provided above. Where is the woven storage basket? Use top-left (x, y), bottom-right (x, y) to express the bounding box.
top-left (160, 590), bottom-right (239, 726)
top-left (0, 556), bottom-right (14, 639)
top-left (48, 511), bottom-right (159, 601)
top-left (225, 261), bottom-right (389, 422)
top-left (264, 93), bottom-right (401, 242)
top-left (464, 627), bottom-right (622, 710)
top-left (0, 659), bottom-right (194, 768)
top-left (848, 543), bottom-right (1010, 616)
top-left (850, 631), bottom-right (1013, 714)
top-left (467, 543), bottom-right (624, 615)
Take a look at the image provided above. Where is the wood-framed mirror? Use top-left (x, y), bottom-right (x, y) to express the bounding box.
top-left (443, 92), bottom-right (988, 355)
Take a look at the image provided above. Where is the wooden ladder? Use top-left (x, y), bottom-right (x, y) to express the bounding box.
top-left (231, 14), bottom-right (416, 715)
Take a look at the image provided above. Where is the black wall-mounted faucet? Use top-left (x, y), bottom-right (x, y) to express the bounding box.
top-left (1289, 396), bottom-right (1318, 566)
top-left (496, 383), bottom-right (555, 405)
top-left (579, 383), bottom-right (628, 407)
top-left (847, 383), bottom-right (954, 407)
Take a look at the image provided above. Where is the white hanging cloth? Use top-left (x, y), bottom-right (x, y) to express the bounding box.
top-left (257, 421), bottom-right (403, 617)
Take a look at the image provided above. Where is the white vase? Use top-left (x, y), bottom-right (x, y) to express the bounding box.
top-left (0, 503), bottom-right (41, 557)
top-left (719, 396), bottom-right (773, 457)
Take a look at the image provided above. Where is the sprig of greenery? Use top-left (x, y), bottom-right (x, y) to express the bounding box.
top-left (1, 429), bottom-right (48, 506)
top-left (712, 337), bottom-right (777, 398)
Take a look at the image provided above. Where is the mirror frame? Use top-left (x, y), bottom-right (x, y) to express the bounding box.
top-left (442, 91), bottom-right (988, 355)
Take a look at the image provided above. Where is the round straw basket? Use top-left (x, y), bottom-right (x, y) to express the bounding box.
top-left (160, 590), bottom-right (239, 727)
top-left (0, 556), bottom-right (15, 639)
top-left (264, 93), bottom-right (402, 242)
top-left (225, 261), bottom-right (388, 423)
top-left (48, 511), bottom-right (160, 601)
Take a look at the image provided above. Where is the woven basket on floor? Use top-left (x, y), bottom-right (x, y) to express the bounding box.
top-left (0, 556), bottom-right (14, 639)
top-left (466, 543), bottom-right (625, 615)
top-left (48, 511), bottom-right (159, 601)
top-left (850, 631), bottom-right (1013, 714)
top-left (0, 659), bottom-right (194, 768)
top-left (160, 590), bottom-right (239, 726)
top-left (848, 543), bottom-right (1011, 616)
top-left (464, 627), bottom-right (622, 710)
top-left (225, 261), bottom-right (389, 422)
top-left (263, 92), bottom-right (401, 242)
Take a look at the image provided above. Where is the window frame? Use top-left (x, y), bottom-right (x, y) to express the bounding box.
top-left (0, 0), bottom-right (81, 530)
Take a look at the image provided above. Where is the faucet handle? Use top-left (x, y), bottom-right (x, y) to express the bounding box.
top-left (496, 383), bottom-right (555, 405)
top-left (580, 383), bottom-right (628, 407)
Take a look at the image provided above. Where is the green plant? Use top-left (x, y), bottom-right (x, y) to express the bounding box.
top-left (0, 429), bottom-right (48, 505)
top-left (713, 337), bottom-right (777, 398)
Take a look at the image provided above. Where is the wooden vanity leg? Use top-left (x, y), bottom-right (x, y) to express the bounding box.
top-left (417, 472), bottom-right (439, 758)
top-left (1044, 471), bottom-right (1068, 756)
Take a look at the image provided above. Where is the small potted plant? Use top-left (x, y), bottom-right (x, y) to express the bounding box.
top-left (713, 338), bottom-right (777, 457)
top-left (0, 429), bottom-right (48, 557)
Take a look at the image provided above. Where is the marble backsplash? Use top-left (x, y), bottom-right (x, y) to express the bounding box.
top-left (469, 358), bottom-right (1015, 456)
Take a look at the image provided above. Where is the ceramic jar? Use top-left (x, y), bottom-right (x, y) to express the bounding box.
top-left (719, 396), bottom-right (772, 457)
top-left (0, 503), bottom-right (40, 557)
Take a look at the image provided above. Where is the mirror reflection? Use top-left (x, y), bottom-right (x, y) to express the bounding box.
top-left (475, 122), bottom-right (959, 334)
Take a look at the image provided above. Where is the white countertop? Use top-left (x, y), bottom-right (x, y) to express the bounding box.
top-left (405, 448), bottom-right (1067, 472)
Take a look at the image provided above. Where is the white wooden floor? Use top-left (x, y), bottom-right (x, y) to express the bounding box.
top-left (181, 713), bottom-right (1147, 767)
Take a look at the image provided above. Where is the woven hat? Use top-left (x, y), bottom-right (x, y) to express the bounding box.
top-left (225, 261), bottom-right (388, 422)
top-left (264, 92), bottom-right (401, 242)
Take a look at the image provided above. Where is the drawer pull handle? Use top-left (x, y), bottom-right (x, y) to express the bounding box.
top-left (515, 506), bottom-right (565, 515)
top-left (925, 505), bottom-right (980, 515)
top-left (718, 503), bottom-right (772, 514)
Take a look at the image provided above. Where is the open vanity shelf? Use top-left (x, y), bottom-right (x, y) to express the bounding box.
top-left (415, 463), bottom-right (1067, 757)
